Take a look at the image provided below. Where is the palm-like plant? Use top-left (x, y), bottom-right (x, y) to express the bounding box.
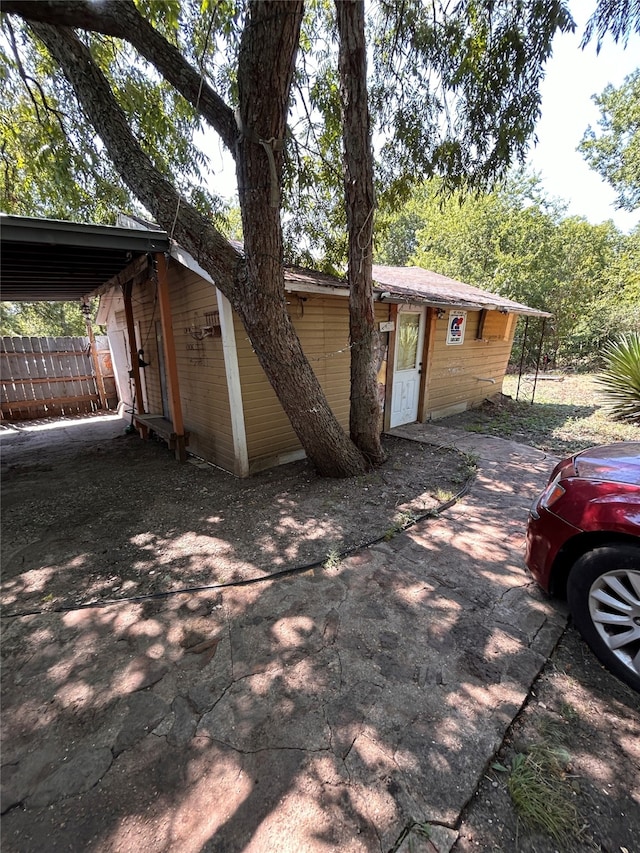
top-left (596, 332), bottom-right (640, 424)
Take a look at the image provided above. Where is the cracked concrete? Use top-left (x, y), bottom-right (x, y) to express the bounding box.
top-left (1, 422), bottom-right (567, 852)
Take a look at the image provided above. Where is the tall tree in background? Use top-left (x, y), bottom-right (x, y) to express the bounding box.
top-left (380, 175), bottom-right (638, 365)
top-left (579, 70), bottom-right (640, 211)
top-left (0, 301), bottom-right (86, 337)
top-left (3, 0), bottom-right (573, 475)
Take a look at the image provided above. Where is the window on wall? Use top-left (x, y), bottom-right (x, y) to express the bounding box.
top-left (396, 312), bottom-right (421, 370)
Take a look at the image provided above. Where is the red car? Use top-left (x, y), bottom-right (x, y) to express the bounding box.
top-left (526, 442), bottom-right (640, 692)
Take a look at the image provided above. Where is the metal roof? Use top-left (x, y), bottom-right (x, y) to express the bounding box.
top-left (284, 264), bottom-right (550, 318)
top-left (0, 214), bottom-right (550, 318)
top-left (0, 214), bottom-right (170, 302)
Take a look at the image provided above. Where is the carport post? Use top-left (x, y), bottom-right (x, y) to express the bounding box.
top-left (155, 252), bottom-right (187, 462)
top-left (123, 281), bottom-right (146, 417)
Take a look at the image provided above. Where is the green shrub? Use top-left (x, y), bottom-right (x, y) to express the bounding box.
top-left (596, 332), bottom-right (640, 424)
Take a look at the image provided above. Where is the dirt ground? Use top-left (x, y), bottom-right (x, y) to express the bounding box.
top-left (454, 625), bottom-right (640, 853)
top-left (1, 413), bottom-right (469, 619)
top-left (1, 413), bottom-right (638, 852)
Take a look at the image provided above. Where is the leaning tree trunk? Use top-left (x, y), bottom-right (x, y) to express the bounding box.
top-left (29, 12), bottom-right (368, 477)
top-left (336, 0), bottom-right (386, 465)
top-left (234, 1), bottom-right (368, 477)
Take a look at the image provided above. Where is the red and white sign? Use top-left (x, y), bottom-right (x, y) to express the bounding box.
top-left (446, 311), bottom-right (467, 345)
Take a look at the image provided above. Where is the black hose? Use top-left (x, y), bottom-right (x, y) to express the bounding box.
top-left (1, 476), bottom-right (474, 620)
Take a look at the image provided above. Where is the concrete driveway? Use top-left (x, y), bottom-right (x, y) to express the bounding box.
top-left (1, 421), bottom-right (566, 852)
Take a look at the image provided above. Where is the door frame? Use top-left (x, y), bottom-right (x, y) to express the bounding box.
top-left (388, 304), bottom-right (426, 428)
top-left (384, 304), bottom-right (435, 431)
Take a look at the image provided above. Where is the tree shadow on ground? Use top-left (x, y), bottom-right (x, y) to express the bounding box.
top-left (0, 414), bottom-right (466, 618)
top-left (1, 413), bottom-right (568, 852)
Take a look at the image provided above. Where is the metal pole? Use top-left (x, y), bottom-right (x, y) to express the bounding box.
top-left (530, 318), bottom-right (548, 406)
top-left (516, 316), bottom-right (529, 402)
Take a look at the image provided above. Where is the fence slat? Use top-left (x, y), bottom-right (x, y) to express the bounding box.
top-left (31, 337), bottom-right (47, 416)
top-left (44, 336), bottom-right (58, 412)
top-left (14, 337), bottom-right (32, 418)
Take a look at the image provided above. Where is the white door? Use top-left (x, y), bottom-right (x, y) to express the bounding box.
top-left (390, 307), bottom-right (425, 428)
top-left (107, 329), bottom-right (133, 410)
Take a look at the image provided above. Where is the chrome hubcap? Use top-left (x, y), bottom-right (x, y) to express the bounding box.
top-left (589, 569), bottom-right (640, 678)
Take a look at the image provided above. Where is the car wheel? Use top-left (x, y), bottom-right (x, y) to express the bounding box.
top-left (567, 545), bottom-right (640, 692)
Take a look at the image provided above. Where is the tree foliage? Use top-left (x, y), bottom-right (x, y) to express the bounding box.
top-left (1, 0), bottom-right (577, 272)
top-left (579, 69), bottom-right (640, 212)
top-left (370, 1), bottom-right (573, 201)
top-left (0, 301), bottom-right (87, 336)
top-left (282, 0), bottom-right (574, 265)
top-left (581, 0), bottom-right (640, 51)
top-left (0, 9), bottom-right (227, 223)
top-left (596, 331), bottom-right (640, 423)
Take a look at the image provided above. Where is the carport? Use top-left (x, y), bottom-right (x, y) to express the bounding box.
top-left (1, 214), bottom-right (187, 458)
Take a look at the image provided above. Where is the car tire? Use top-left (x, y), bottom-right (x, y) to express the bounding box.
top-left (567, 545), bottom-right (640, 693)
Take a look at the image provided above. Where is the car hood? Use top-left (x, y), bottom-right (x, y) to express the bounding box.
top-left (574, 442), bottom-right (640, 486)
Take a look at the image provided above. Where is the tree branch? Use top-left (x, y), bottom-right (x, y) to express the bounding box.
top-left (27, 21), bottom-right (241, 295)
top-left (3, 0), bottom-right (238, 154)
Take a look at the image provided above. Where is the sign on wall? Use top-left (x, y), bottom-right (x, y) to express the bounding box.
top-left (446, 311), bottom-right (467, 346)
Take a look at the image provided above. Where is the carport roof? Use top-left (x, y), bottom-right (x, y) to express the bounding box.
top-left (0, 214), bottom-right (170, 302)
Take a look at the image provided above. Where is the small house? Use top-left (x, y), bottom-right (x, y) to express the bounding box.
top-left (0, 214), bottom-right (549, 476)
top-left (96, 223), bottom-right (549, 476)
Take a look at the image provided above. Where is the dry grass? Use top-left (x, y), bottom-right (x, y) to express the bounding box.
top-left (507, 744), bottom-right (581, 843)
top-left (448, 373), bottom-right (638, 456)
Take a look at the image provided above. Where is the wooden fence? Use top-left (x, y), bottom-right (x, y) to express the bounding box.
top-left (0, 335), bottom-right (117, 421)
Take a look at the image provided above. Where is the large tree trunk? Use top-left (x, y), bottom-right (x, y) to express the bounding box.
top-left (336, 0), bottom-right (386, 465)
top-left (28, 14), bottom-right (368, 478)
top-left (233, 2), bottom-right (368, 477)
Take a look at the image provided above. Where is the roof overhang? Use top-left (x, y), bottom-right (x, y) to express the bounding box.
top-left (1, 215), bottom-right (551, 319)
top-left (372, 284), bottom-right (552, 317)
top-left (0, 214), bottom-right (170, 302)
top-left (370, 266), bottom-right (552, 318)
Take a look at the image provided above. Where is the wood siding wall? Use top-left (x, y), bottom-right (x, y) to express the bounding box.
top-left (167, 265), bottom-right (235, 471)
top-left (123, 264), bottom-right (235, 471)
top-left (236, 294), bottom-right (390, 472)
top-left (111, 262), bottom-right (520, 471)
top-left (424, 310), bottom-right (516, 419)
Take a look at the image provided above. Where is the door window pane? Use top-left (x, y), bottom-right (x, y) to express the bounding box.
top-left (396, 313), bottom-right (420, 371)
